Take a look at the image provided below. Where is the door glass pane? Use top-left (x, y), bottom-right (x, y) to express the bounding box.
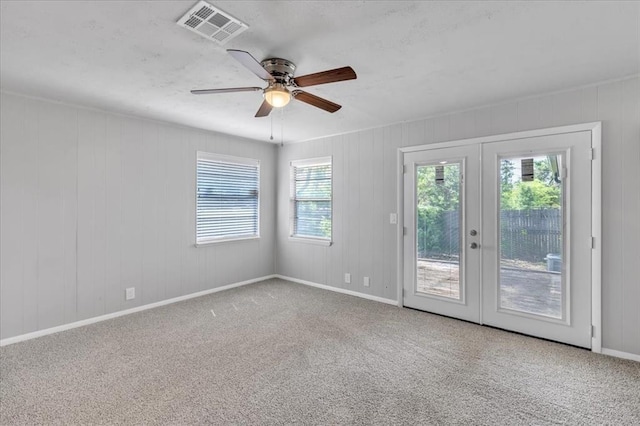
top-left (416, 162), bottom-right (462, 299)
top-left (498, 154), bottom-right (564, 319)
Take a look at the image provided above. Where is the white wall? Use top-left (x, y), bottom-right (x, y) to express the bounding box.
top-left (0, 92), bottom-right (277, 340)
top-left (2, 76), bottom-right (638, 356)
top-left (276, 76), bottom-right (640, 356)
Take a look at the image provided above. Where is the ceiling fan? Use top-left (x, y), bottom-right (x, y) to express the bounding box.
top-left (191, 49), bottom-right (357, 117)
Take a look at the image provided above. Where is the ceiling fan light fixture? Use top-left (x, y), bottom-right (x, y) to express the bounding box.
top-left (264, 83), bottom-right (291, 108)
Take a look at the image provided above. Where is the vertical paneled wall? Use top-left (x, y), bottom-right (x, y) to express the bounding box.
top-left (276, 76), bottom-right (640, 355)
top-left (0, 92), bottom-right (277, 340)
top-left (2, 77), bottom-right (638, 356)
top-left (276, 126), bottom-right (402, 302)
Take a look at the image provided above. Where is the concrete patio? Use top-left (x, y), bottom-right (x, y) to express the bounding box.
top-left (417, 259), bottom-right (562, 318)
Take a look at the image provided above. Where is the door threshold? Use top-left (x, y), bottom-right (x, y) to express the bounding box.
top-left (403, 305), bottom-right (590, 351)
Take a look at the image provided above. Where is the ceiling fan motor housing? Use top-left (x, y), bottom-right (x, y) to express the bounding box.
top-left (261, 58), bottom-right (296, 85)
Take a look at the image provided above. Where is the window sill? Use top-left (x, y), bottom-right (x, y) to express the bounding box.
top-left (196, 235), bottom-right (260, 247)
top-left (288, 236), bottom-right (332, 246)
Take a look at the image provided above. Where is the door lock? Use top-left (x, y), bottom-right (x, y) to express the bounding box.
top-left (470, 229), bottom-right (478, 236)
top-left (469, 242), bottom-right (480, 249)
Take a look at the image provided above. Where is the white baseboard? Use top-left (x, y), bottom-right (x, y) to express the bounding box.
top-left (276, 274), bottom-right (398, 306)
top-left (601, 348), bottom-right (640, 362)
top-left (9, 273), bottom-right (629, 363)
top-left (0, 275), bottom-right (277, 347)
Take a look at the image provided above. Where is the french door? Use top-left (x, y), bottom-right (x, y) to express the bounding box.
top-left (402, 130), bottom-right (594, 348)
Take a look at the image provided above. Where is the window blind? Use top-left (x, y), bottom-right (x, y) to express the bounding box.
top-left (291, 158), bottom-right (332, 239)
top-left (196, 153), bottom-right (259, 243)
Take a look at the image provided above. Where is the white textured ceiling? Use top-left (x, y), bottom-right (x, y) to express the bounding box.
top-left (1, 1), bottom-right (638, 143)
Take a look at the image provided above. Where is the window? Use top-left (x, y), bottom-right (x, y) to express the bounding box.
top-left (290, 157), bottom-right (332, 244)
top-left (196, 152), bottom-right (259, 245)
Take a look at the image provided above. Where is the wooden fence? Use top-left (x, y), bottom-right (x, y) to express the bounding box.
top-left (418, 208), bottom-right (561, 262)
top-left (500, 209), bottom-right (561, 262)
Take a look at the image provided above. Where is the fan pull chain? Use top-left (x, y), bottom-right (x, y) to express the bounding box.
top-left (270, 113), bottom-right (274, 141)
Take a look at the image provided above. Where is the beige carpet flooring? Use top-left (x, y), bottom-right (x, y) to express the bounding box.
top-left (1, 278), bottom-right (639, 425)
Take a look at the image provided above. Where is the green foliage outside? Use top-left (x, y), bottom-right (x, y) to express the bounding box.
top-left (416, 164), bottom-right (460, 258)
top-left (416, 157), bottom-right (561, 259)
top-left (500, 159), bottom-right (561, 209)
top-left (319, 216), bottom-right (332, 238)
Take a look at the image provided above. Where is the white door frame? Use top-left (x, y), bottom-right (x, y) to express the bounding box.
top-left (396, 122), bottom-right (602, 353)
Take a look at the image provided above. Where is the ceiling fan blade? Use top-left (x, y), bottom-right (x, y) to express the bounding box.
top-left (292, 90), bottom-right (342, 113)
top-left (227, 49), bottom-right (275, 82)
top-left (292, 66), bottom-right (356, 88)
top-left (191, 87), bottom-right (262, 95)
top-left (255, 99), bottom-right (273, 118)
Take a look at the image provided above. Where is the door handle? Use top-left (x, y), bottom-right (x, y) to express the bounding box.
top-left (469, 242), bottom-right (480, 249)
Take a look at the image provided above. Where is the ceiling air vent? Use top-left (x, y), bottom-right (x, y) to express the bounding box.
top-left (177, 1), bottom-right (248, 45)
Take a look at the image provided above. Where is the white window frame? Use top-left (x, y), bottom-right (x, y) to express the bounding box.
top-left (196, 151), bottom-right (260, 246)
top-left (289, 156), bottom-right (333, 246)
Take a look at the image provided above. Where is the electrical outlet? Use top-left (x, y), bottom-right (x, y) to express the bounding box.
top-left (125, 287), bottom-right (135, 301)
top-left (344, 273), bottom-right (351, 284)
top-left (364, 277), bottom-right (370, 287)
